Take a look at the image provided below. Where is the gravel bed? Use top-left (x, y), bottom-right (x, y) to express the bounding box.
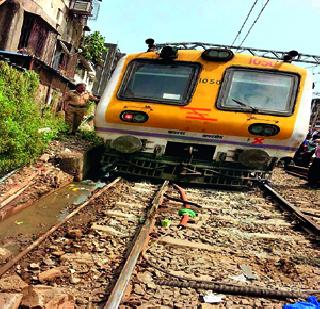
top-left (125, 185), bottom-right (319, 308)
top-left (0, 180), bottom-right (159, 308)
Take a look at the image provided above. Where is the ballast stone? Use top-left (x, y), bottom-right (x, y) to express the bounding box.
top-left (21, 285), bottom-right (75, 309)
top-left (0, 247), bottom-right (12, 263)
top-left (0, 293), bottom-right (23, 309)
top-left (38, 267), bottom-right (67, 283)
top-left (0, 274), bottom-right (28, 292)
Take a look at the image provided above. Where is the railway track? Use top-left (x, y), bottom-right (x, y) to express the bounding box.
top-left (284, 165), bottom-right (308, 180)
top-left (0, 176), bottom-right (319, 308)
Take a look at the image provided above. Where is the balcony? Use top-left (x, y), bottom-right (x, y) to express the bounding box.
top-left (70, 0), bottom-right (93, 15)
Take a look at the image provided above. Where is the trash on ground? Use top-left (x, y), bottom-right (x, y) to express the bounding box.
top-left (202, 293), bottom-right (224, 303)
top-left (283, 296), bottom-right (320, 309)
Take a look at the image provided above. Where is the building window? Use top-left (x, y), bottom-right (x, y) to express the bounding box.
top-left (18, 12), bottom-right (51, 58)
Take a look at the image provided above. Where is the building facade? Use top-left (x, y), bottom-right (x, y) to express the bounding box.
top-left (0, 0), bottom-right (100, 105)
top-left (92, 43), bottom-right (123, 96)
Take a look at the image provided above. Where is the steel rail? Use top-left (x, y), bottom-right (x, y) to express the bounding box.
top-left (285, 165), bottom-right (308, 179)
top-left (260, 181), bottom-right (320, 238)
top-left (0, 177), bottom-right (121, 277)
top-left (104, 180), bottom-right (169, 309)
top-left (155, 279), bottom-right (309, 299)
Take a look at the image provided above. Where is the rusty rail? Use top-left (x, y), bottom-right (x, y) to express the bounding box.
top-left (155, 279), bottom-right (309, 299)
top-left (0, 177), bottom-right (121, 277)
top-left (285, 165), bottom-right (308, 179)
top-left (104, 180), bottom-right (169, 309)
top-left (260, 181), bottom-right (320, 238)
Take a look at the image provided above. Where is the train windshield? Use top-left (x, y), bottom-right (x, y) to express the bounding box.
top-left (217, 68), bottom-right (298, 116)
top-left (118, 60), bottom-right (200, 104)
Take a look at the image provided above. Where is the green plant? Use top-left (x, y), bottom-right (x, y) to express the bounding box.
top-left (40, 109), bottom-right (69, 143)
top-left (80, 130), bottom-right (103, 146)
top-left (0, 62), bottom-right (67, 176)
top-left (82, 31), bottom-right (108, 64)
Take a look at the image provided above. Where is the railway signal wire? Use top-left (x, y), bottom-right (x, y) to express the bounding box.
top-left (231, 0), bottom-right (259, 45)
top-left (239, 0), bottom-right (271, 47)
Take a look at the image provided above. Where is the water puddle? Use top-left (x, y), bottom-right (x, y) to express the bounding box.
top-left (0, 180), bottom-right (104, 253)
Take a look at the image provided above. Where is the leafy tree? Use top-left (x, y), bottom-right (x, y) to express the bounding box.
top-left (82, 31), bottom-right (108, 64)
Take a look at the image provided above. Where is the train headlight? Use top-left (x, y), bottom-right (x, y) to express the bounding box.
top-left (238, 149), bottom-right (270, 169)
top-left (120, 110), bottom-right (149, 123)
top-left (248, 123), bottom-right (280, 137)
top-left (201, 49), bottom-right (234, 62)
top-left (110, 135), bottom-right (142, 154)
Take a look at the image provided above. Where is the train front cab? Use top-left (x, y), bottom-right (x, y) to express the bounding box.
top-left (95, 46), bottom-right (312, 187)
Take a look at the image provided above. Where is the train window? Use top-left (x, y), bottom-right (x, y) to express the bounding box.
top-left (118, 59), bottom-right (200, 105)
top-left (217, 68), bottom-right (299, 116)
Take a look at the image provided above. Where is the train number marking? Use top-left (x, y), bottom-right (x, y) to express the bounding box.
top-left (168, 130), bottom-right (186, 135)
top-left (181, 107), bottom-right (218, 122)
top-left (249, 58), bottom-right (277, 68)
top-left (252, 137), bottom-right (265, 144)
top-left (199, 78), bottom-right (221, 85)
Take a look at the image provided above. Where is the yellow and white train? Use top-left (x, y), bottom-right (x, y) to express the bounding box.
top-left (95, 41), bottom-right (312, 186)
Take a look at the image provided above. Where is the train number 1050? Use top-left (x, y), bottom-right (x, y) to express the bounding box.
top-left (199, 78), bottom-right (221, 85)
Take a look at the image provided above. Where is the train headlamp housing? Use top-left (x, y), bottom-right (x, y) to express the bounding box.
top-left (160, 46), bottom-right (178, 59)
top-left (120, 110), bottom-right (149, 123)
top-left (110, 135), bottom-right (142, 154)
top-left (201, 49), bottom-right (234, 62)
top-left (248, 123), bottom-right (280, 137)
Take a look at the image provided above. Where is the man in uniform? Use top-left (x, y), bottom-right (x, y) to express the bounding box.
top-left (64, 83), bottom-right (98, 135)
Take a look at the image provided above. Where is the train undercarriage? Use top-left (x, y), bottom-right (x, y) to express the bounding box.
top-left (101, 151), bottom-right (272, 188)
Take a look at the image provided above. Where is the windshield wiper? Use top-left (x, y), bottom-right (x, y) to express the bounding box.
top-left (232, 98), bottom-right (259, 114)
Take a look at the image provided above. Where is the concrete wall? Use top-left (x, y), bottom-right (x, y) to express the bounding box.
top-left (0, 1), bottom-right (24, 51)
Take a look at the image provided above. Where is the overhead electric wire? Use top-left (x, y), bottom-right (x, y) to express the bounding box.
top-left (231, 0), bottom-right (259, 45)
top-left (239, 0), bottom-right (271, 47)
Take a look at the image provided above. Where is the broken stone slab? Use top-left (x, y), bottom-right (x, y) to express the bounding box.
top-left (60, 252), bottom-right (94, 266)
top-left (0, 247), bottom-right (12, 264)
top-left (240, 264), bottom-right (259, 280)
top-left (104, 210), bottom-right (138, 222)
top-left (38, 266), bottom-right (67, 283)
top-left (91, 223), bottom-right (125, 237)
top-left (21, 285), bottom-right (75, 309)
top-left (0, 293), bottom-right (23, 309)
top-left (159, 236), bottom-right (217, 252)
top-left (0, 274), bottom-right (28, 292)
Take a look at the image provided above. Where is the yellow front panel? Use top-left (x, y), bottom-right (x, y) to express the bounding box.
top-left (105, 51), bottom-right (307, 140)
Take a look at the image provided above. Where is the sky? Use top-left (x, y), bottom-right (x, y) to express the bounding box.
top-left (89, 0), bottom-right (320, 93)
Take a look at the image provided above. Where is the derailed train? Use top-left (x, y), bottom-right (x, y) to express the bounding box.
top-left (95, 41), bottom-right (312, 186)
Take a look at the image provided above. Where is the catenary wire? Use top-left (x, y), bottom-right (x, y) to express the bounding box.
top-left (231, 0), bottom-right (259, 45)
top-left (239, 0), bottom-right (271, 47)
